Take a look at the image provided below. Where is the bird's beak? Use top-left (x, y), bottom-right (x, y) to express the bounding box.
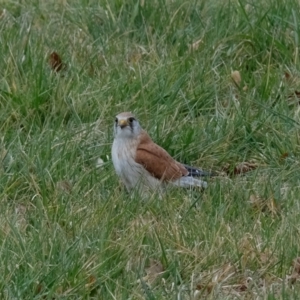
top-left (118, 119), bottom-right (129, 128)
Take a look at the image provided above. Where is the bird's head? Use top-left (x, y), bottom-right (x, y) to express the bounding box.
top-left (114, 112), bottom-right (142, 138)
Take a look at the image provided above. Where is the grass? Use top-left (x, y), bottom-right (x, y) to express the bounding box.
top-left (1, 0), bottom-right (300, 298)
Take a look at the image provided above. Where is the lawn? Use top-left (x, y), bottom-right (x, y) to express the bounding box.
top-left (1, 0), bottom-right (300, 299)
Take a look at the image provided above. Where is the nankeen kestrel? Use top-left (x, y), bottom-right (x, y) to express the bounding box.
top-left (112, 112), bottom-right (213, 196)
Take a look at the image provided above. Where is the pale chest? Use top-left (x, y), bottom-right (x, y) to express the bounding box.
top-left (112, 139), bottom-right (135, 173)
top-left (111, 138), bottom-right (145, 189)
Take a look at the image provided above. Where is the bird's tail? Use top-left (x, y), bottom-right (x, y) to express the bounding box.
top-left (172, 176), bottom-right (208, 189)
top-left (183, 164), bottom-right (216, 177)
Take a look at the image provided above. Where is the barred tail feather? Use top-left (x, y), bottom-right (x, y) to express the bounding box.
top-left (172, 176), bottom-right (208, 189)
top-left (183, 164), bottom-right (216, 177)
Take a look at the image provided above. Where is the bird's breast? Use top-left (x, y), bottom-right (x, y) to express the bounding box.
top-left (112, 138), bottom-right (140, 180)
top-left (112, 137), bottom-right (163, 192)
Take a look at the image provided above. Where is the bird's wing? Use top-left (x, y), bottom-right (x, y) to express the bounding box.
top-left (135, 131), bottom-right (188, 182)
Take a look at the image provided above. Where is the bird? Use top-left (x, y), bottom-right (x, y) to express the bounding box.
top-left (111, 112), bottom-right (214, 196)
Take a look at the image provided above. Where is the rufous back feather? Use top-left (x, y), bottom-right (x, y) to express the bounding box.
top-left (135, 131), bottom-right (188, 182)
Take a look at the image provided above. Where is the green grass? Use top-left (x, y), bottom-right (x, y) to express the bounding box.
top-left (1, 0), bottom-right (300, 298)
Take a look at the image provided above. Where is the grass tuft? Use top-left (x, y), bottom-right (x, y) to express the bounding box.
top-left (1, 0), bottom-right (300, 298)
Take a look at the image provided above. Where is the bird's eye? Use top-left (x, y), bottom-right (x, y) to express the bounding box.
top-left (128, 117), bottom-right (135, 123)
top-left (115, 118), bottom-right (118, 123)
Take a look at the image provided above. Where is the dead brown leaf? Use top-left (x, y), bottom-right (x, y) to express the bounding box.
top-left (206, 283), bottom-right (213, 294)
top-left (127, 46), bottom-right (147, 64)
top-left (234, 283), bottom-right (247, 292)
top-left (222, 282), bottom-right (248, 294)
top-left (266, 198), bottom-right (280, 216)
top-left (0, 9), bottom-right (6, 18)
top-left (56, 180), bottom-right (72, 194)
top-left (288, 258), bottom-right (300, 284)
top-left (143, 259), bottom-right (164, 284)
top-left (195, 282), bottom-right (214, 295)
top-left (259, 251), bottom-right (272, 264)
top-left (15, 203), bottom-right (29, 231)
top-left (280, 152), bottom-right (289, 160)
top-left (288, 90), bottom-right (300, 99)
top-left (49, 52), bottom-right (64, 72)
top-left (283, 71), bottom-right (300, 85)
top-left (234, 162), bottom-right (258, 174)
top-left (287, 91), bottom-right (300, 106)
top-left (35, 283), bottom-right (43, 295)
top-left (284, 72), bottom-right (300, 103)
top-left (127, 51), bottom-right (142, 64)
top-left (85, 275), bottom-right (97, 289)
top-left (222, 161), bottom-right (258, 176)
top-left (15, 203), bottom-right (27, 215)
top-left (0, 147), bottom-right (8, 162)
top-left (195, 263), bottom-right (238, 297)
top-left (212, 263), bottom-right (236, 283)
top-left (231, 70), bottom-right (242, 86)
top-left (284, 71), bottom-right (291, 81)
top-left (249, 194), bottom-right (280, 216)
top-left (293, 257), bottom-right (300, 274)
top-left (189, 39), bottom-right (203, 52)
top-left (288, 272), bottom-right (300, 284)
top-left (239, 233), bottom-right (277, 271)
top-left (239, 235), bottom-right (257, 269)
